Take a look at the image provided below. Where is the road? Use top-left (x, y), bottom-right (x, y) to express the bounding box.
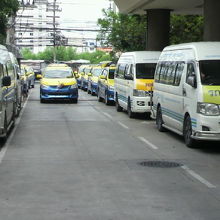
top-left (0, 83), bottom-right (220, 220)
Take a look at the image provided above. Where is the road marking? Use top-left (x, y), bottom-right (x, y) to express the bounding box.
top-left (118, 122), bottom-right (129, 129)
top-left (141, 121), bottom-right (155, 125)
top-left (138, 136), bottom-right (158, 150)
top-left (0, 92), bottom-right (31, 164)
top-left (103, 112), bottom-right (113, 119)
top-left (182, 165), bottom-right (216, 189)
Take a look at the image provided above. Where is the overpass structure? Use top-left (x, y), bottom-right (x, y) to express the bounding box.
top-left (113, 0), bottom-right (220, 50)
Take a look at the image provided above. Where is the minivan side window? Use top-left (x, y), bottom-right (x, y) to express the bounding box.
top-left (173, 62), bottom-right (185, 86)
top-left (0, 64), bottom-right (3, 78)
top-left (116, 64), bottom-right (126, 79)
top-left (6, 61), bottom-right (15, 80)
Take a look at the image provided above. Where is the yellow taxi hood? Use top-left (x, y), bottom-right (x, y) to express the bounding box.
top-left (41, 78), bottom-right (77, 86)
top-left (203, 86), bottom-right (220, 104)
top-left (135, 79), bottom-right (154, 91)
top-left (107, 79), bottom-right (114, 86)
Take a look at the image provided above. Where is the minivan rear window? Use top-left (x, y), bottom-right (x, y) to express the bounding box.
top-left (136, 63), bottom-right (156, 79)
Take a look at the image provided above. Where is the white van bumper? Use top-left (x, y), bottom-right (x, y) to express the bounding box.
top-left (131, 97), bottom-right (152, 113)
top-left (192, 115), bottom-right (220, 141)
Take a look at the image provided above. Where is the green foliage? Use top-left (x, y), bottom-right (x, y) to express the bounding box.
top-left (97, 9), bottom-right (147, 52)
top-left (170, 15), bottom-right (204, 44)
top-left (21, 47), bottom-right (112, 64)
top-left (0, 0), bottom-right (19, 44)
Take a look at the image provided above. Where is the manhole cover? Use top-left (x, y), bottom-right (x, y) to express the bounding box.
top-left (139, 160), bottom-right (183, 168)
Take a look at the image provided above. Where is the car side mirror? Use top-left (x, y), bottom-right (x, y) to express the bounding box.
top-left (2, 76), bottom-right (11, 87)
top-left (88, 73), bottom-right (92, 76)
top-left (187, 75), bottom-right (197, 88)
top-left (75, 74), bottom-right (79, 78)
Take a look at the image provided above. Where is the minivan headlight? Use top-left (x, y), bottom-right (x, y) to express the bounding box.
top-left (197, 102), bottom-right (220, 116)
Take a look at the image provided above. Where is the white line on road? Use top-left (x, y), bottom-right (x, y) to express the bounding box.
top-left (0, 93), bottom-right (30, 164)
top-left (138, 136), bottom-right (158, 150)
top-left (118, 121), bottom-right (129, 129)
top-left (103, 112), bottom-right (113, 119)
top-left (182, 165), bottom-right (216, 189)
top-left (141, 121), bottom-right (155, 125)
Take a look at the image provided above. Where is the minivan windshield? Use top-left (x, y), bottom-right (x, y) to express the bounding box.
top-left (44, 69), bottom-right (73, 78)
top-left (136, 63), bottom-right (156, 79)
top-left (92, 69), bottom-right (102, 76)
top-left (199, 60), bottom-right (220, 85)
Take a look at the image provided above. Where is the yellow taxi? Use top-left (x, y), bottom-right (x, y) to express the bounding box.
top-left (40, 64), bottom-right (78, 103)
top-left (87, 66), bottom-right (103, 95)
top-left (80, 65), bottom-right (93, 91)
top-left (21, 65), bottom-right (35, 88)
top-left (97, 65), bottom-right (116, 105)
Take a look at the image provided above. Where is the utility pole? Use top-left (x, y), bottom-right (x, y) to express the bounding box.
top-left (53, 0), bottom-right (56, 62)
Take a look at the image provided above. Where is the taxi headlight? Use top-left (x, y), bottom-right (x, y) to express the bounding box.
top-left (41, 84), bottom-right (49, 89)
top-left (197, 102), bottom-right (220, 116)
top-left (70, 84), bottom-right (78, 89)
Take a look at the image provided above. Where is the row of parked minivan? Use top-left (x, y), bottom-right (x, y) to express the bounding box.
top-left (78, 42), bottom-right (220, 148)
top-left (0, 45), bottom-right (35, 141)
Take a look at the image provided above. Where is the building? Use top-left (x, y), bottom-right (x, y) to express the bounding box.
top-left (15, 0), bottom-right (62, 54)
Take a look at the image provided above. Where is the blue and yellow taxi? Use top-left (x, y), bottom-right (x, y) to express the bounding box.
top-left (80, 65), bottom-right (93, 91)
top-left (40, 64), bottom-right (78, 103)
top-left (87, 66), bottom-right (102, 95)
top-left (97, 65), bottom-right (116, 105)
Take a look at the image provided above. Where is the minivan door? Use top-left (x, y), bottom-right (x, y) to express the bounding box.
top-left (183, 61), bottom-right (198, 131)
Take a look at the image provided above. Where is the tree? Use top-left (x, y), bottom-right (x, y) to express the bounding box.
top-left (170, 15), bottom-right (204, 45)
top-left (0, 0), bottom-right (19, 44)
top-left (97, 10), bottom-right (204, 51)
top-left (97, 9), bottom-right (147, 52)
top-left (21, 47), bottom-right (112, 64)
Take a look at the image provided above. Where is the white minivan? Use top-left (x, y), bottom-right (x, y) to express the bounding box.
top-left (153, 42), bottom-right (220, 147)
top-left (0, 45), bottom-right (17, 140)
top-left (114, 51), bottom-right (161, 118)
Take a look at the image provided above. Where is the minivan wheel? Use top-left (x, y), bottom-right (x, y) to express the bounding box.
top-left (183, 115), bottom-right (196, 148)
top-left (115, 94), bottom-right (123, 112)
top-left (1, 114), bottom-right (8, 142)
top-left (156, 106), bottom-right (166, 132)
top-left (127, 99), bottom-right (135, 118)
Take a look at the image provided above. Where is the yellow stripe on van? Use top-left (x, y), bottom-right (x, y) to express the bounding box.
top-left (203, 86), bottom-right (220, 104)
top-left (41, 78), bottom-right (76, 86)
top-left (136, 79), bottom-right (154, 91)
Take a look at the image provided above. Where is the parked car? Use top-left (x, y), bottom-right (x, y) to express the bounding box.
top-left (21, 65), bottom-right (35, 89)
top-left (0, 45), bottom-right (17, 140)
top-left (153, 42), bottom-right (220, 147)
top-left (97, 65), bottom-right (116, 105)
top-left (9, 52), bottom-right (22, 116)
top-left (87, 66), bottom-right (102, 95)
top-left (40, 64), bottom-right (78, 103)
top-left (20, 66), bottom-right (29, 97)
top-left (80, 65), bottom-right (93, 91)
top-left (114, 51), bottom-right (161, 118)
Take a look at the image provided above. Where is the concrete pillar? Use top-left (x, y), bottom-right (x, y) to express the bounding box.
top-left (146, 9), bottom-right (171, 51)
top-left (204, 0), bottom-right (220, 41)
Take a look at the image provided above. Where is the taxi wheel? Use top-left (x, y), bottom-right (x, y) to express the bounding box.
top-left (71, 99), bottom-right (78, 104)
top-left (105, 93), bottom-right (110, 105)
top-left (40, 98), bottom-right (45, 103)
top-left (87, 88), bottom-right (91, 94)
top-left (183, 115), bottom-right (196, 148)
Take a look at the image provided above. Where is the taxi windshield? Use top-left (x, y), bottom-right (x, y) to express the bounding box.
top-left (136, 63), bottom-right (156, 79)
top-left (199, 60), bottom-right (220, 85)
top-left (92, 69), bottom-right (102, 76)
top-left (44, 69), bottom-right (73, 78)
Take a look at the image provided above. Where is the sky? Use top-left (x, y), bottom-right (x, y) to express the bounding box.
top-left (59, 0), bottom-right (111, 28)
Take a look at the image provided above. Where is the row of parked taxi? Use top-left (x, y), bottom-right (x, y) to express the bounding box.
top-left (0, 45), bottom-right (36, 141)
top-left (77, 42), bottom-right (220, 148)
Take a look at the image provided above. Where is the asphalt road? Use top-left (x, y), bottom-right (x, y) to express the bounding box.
top-left (0, 83), bottom-right (220, 220)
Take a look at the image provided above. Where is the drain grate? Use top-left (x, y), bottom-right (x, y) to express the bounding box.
top-left (139, 160), bottom-right (183, 168)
